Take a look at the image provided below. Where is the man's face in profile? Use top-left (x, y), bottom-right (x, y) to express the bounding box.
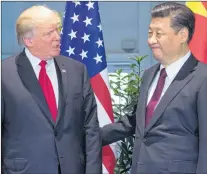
top-left (148, 16), bottom-right (184, 65)
top-left (31, 23), bottom-right (61, 60)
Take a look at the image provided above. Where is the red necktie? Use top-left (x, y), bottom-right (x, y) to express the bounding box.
top-left (39, 61), bottom-right (57, 122)
top-left (145, 68), bottom-right (167, 127)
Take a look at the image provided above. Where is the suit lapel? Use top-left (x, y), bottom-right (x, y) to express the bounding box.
top-left (137, 64), bottom-right (160, 137)
top-left (54, 57), bottom-right (68, 126)
top-left (16, 51), bottom-right (54, 126)
top-left (144, 55), bottom-right (198, 134)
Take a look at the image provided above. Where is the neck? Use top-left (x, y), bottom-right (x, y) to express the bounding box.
top-left (26, 48), bottom-right (51, 61)
top-left (162, 46), bottom-right (189, 68)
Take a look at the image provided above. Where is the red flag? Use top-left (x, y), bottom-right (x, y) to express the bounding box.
top-left (186, 1), bottom-right (207, 63)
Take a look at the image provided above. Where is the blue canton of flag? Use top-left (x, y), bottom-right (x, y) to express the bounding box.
top-left (60, 1), bottom-right (106, 78)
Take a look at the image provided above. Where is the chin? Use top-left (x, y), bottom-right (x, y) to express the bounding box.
top-left (152, 52), bottom-right (163, 61)
top-left (52, 51), bottom-right (60, 57)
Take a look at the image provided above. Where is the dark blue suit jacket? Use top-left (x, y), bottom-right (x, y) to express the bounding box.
top-left (2, 50), bottom-right (102, 174)
top-left (102, 54), bottom-right (207, 174)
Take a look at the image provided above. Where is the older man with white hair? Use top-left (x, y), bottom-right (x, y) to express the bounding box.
top-left (2, 5), bottom-right (102, 174)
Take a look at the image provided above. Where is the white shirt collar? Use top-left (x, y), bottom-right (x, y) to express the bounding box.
top-left (25, 48), bottom-right (54, 69)
top-left (160, 51), bottom-right (191, 80)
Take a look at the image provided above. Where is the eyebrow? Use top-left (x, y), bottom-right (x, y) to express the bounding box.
top-left (149, 26), bottom-right (163, 31)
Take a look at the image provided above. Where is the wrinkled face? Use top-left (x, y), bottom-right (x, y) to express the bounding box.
top-left (30, 23), bottom-right (60, 60)
top-left (148, 17), bottom-right (184, 65)
top-left (22, 21), bottom-right (61, 61)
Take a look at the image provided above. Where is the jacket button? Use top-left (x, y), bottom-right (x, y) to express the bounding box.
top-left (55, 131), bottom-right (58, 137)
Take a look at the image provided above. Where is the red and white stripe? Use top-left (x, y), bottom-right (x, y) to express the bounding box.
top-left (90, 68), bottom-right (116, 174)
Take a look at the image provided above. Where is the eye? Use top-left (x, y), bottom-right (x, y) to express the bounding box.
top-left (156, 32), bottom-right (162, 38)
top-left (43, 30), bottom-right (54, 36)
top-left (47, 30), bottom-right (54, 36)
top-left (148, 31), bottom-right (153, 37)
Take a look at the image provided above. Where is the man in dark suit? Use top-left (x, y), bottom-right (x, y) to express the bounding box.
top-left (102, 2), bottom-right (207, 174)
top-left (1, 5), bottom-right (102, 174)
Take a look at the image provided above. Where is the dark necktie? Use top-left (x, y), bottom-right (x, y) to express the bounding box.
top-left (145, 68), bottom-right (167, 127)
top-left (39, 61), bottom-right (57, 122)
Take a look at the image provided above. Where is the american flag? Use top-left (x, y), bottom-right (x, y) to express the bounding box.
top-left (60, 1), bottom-right (116, 174)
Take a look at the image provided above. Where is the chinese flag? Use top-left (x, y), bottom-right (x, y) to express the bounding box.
top-left (186, 1), bottom-right (207, 64)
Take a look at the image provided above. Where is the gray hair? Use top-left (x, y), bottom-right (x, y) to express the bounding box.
top-left (16, 5), bottom-right (61, 46)
top-left (151, 2), bottom-right (195, 43)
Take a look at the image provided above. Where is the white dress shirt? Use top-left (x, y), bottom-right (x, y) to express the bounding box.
top-left (147, 51), bottom-right (191, 107)
top-left (25, 48), bottom-right (59, 107)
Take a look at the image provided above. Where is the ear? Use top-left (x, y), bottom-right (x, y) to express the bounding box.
top-left (23, 37), bottom-right (34, 48)
top-left (179, 27), bottom-right (189, 44)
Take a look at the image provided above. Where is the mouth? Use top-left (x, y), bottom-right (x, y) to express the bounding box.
top-left (151, 47), bottom-right (161, 52)
top-left (151, 46), bottom-right (160, 49)
top-left (54, 44), bottom-right (60, 50)
top-left (149, 44), bottom-right (160, 50)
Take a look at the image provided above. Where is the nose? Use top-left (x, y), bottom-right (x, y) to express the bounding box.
top-left (148, 34), bottom-right (157, 45)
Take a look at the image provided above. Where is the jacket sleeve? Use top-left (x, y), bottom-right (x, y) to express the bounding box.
top-left (196, 76), bottom-right (207, 174)
top-left (100, 68), bottom-right (149, 146)
top-left (101, 107), bottom-right (136, 146)
top-left (1, 84), bottom-right (5, 124)
top-left (82, 65), bottom-right (102, 174)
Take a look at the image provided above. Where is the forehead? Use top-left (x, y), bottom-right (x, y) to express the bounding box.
top-left (149, 17), bottom-right (172, 30)
top-left (35, 23), bottom-right (60, 33)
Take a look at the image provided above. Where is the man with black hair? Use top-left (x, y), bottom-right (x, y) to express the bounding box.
top-left (102, 2), bottom-right (207, 174)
